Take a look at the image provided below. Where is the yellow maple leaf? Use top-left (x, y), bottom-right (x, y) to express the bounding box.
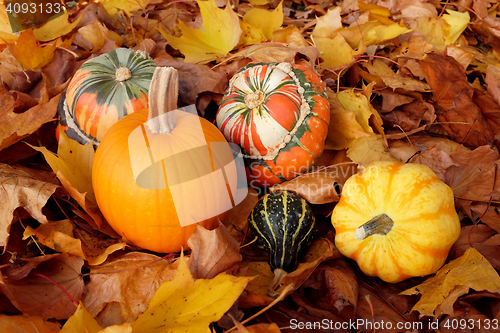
top-left (409, 10), bottom-right (469, 51)
top-left (248, 0), bottom-right (269, 5)
top-left (401, 247), bottom-right (500, 317)
top-left (347, 134), bottom-right (398, 166)
top-left (0, 2), bottom-right (13, 34)
top-left (33, 12), bottom-right (83, 42)
top-left (28, 130), bottom-right (104, 228)
top-left (326, 91), bottom-right (371, 150)
top-left (60, 302), bottom-right (103, 333)
top-left (242, 1), bottom-right (283, 41)
top-left (132, 253), bottom-right (252, 333)
top-left (357, 1), bottom-right (395, 26)
top-left (6, 29), bottom-right (56, 71)
top-left (312, 6), bottom-right (342, 39)
top-left (161, 0), bottom-right (242, 63)
top-left (314, 33), bottom-right (362, 68)
top-left (340, 21), bottom-right (410, 49)
top-left (97, 0), bottom-right (152, 17)
top-left (239, 21), bottom-right (266, 46)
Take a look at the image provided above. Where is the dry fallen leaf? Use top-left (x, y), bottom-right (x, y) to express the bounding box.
top-left (131, 253), bottom-right (252, 333)
top-left (0, 313), bottom-right (61, 333)
top-left (0, 254), bottom-right (84, 320)
top-left (0, 163), bottom-right (59, 247)
top-left (445, 145), bottom-right (500, 203)
top-left (401, 247), bottom-right (500, 317)
top-left (419, 53), bottom-right (495, 148)
top-left (23, 219), bottom-right (126, 265)
top-left (82, 252), bottom-right (178, 322)
top-left (299, 257), bottom-right (358, 320)
top-left (187, 224), bottom-right (243, 279)
top-left (240, 237), bottom-right (340, 307)
top-left (270, 163), bottom-right (358, 204)
top-left (0, 87), bottom-right (60, 151)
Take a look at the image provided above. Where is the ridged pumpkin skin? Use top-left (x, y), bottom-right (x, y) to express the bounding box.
top-left (59, 48), bottom-right (157, 146)
top-left (92, 109), bottom-right (224, 253)
top-left (331, 161), bottom-right (460, 283)
top-left (248, 191), bottom-right (316, 272)
top-left (216, 62), bottom-right (330, 187)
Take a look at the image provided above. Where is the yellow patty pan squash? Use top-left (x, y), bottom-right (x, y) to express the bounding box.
top-left (331, 161), bottom-right (460, 283)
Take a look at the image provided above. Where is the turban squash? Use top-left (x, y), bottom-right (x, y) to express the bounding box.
top-left (58, 48), bottom-right (157, 146)
top-left (216, 62), bottom-right (330, 187)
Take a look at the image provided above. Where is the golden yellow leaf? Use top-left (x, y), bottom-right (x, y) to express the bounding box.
top-left (0, 3), bottom-right (13, 34)
top-left (340, 21), bottom-right (410, 49)
top-left (33, 12), bottom-right (83, 42)
top-left (401, 247), bottom-right (500, 318)
top-left (242, 2), bottom-right (283, 41)
top-left (29, 130), bottom-right (95, 203)
top-left (7, 29), bottom-right (56, 71)
top-left (314, 34), bottom-right (359, 68)
top-left (357, 1), bottom-right (395, 26)
top-left (347, 134), bottom-right (398, 166)
top-left (239, 21), bottom-right (266, 47)
top-left (442, 10), bottom-right (469, 45)
top-left (409, 10), bottom-right (469, 51)
top-left (131, 253), bottom-right (252, 333)
top-left (60, 302), bottom-right (103, 333)
top-left (337, 89), bottom-right (377, 135)
top-left (161, 0), bottom-right (242, 63)
top-left (272, 25), bottom-right (308, 47)
top-left (28, 131), bottom-right (104, 228)
top-left (248, 0), bottom-right (269, 5)
top-left (327, 91), bottom-right (371, 149)
top-left (96, 0), bottom-right (154, 17)
top-left (312, 6), bottom-right (342, 39)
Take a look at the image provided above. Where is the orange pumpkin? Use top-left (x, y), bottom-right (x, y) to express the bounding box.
top-left (92, 67), bottom-right (237, 252)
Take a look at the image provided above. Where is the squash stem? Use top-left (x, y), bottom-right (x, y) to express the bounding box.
top-left (147, 67), bottom-right (179, 134)
top-left (268, 268), bottom-right (287, 298)
top-left (355, 213), bottom-right (394, 240)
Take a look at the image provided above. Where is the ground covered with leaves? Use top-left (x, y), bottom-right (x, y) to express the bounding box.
top-left (1, 0), bottom-right (500, 332)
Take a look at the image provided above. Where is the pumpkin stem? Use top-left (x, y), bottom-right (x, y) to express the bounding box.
top-left (268, 268), bottom-right (287, 298)
top-left (355, 213), bottom-right (394, 240)
top-left (115, 66), bottom-right (132, 81)
top-left (147, 67), bottom-right (179, 134)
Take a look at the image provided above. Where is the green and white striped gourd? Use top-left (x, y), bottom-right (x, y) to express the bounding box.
top-left (248, 190), bottom-right (316, 296)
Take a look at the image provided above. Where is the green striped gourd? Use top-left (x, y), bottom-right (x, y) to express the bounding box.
top-left (248, 190), bottom-right (316, 296)
top-left (216, 62), bottom-right (330, 187)
top-left (58, 48), bottom-right (157, 146)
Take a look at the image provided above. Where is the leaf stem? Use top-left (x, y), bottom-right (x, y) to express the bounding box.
top-left (225, 284), bottom-right (295, 333)
top-left (32, 272), bottom-right (78, 307)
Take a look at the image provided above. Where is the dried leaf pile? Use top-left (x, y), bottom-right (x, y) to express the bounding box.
top-left (1, 0), bottom-right (500, 332)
